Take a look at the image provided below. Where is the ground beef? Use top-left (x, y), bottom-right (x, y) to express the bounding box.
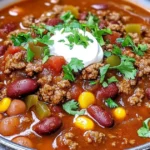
top-left (121, 16), bottom-right (130, 23)
top-left (38, 80), bottom-right (71, 104)
top-left (84, 130), bottom-right (105, 144)
top-left (118, 79), bottom-right (134, 94)
top-left (128, 88), bottom-right (144, 106)
top-left (106, 12), bottom-right (121, 22)
top-left (107, 23), bottom-right (122, 32)
top-left (4, 51), bottom-right (26, 74)
top-left (25, 60), bottom-right (43, 76)
top-left (104, 44), bottom-right (113, 51)
top-left (81, 63), bottom-right (103, 80)
top-left (38, 11), bottom-right (56, 22)
top-left (37, 75), bottom-right (52, 86)
top-left (0, 88), bottom-right (7, 100)
top-left (117, 79), bottom-right (133, 94)
top-left (135, 57), bottom-right (150, 77)
top-left (60, 132), bottom-right (78, 150)
top-left (22, 15), bottom-right (35, 27)
top-left (53, 5), bottom-right (64, 14)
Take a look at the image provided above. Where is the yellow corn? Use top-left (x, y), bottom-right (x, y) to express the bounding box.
top-left (74, 116), bottom-right (94, 130)
top-left (64, 5), bottom-right (79, 18)
top-left (113, 107), bottom-right (126, 120)
top-left (78, 92), bottom-right (95, 109)
top-left (0, 98), bottom-right (11, 113)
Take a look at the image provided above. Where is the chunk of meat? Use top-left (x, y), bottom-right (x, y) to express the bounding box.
top-left (4, 51), bottom-right (26, 74)
top-left (106, 12), bottom-right (121, 22)
top-left (81, 63), bottom-right (103, 80)
top-left (84, 130), bottom-right (105, 143)
top-left (38, 80), bottom-right (71, 104)
top-left (37, 75), bottom-right (52, 86)
top-left (60, 132), bottom-right (78, 150)
top-left (22, 15), bottom-right (35, 27)
top-left (25, 60), bottom-right (43, 76)
top-left (117, 79), bottom-right (133, 94)
top-left (128, 88), bottom-right (144, 106)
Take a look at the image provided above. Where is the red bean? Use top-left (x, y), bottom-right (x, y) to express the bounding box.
top-left (34, 116), bottom-right (62, 135)
top-left (145, 88), bottom-right (150, 99)
top-left (91, 4), bottom-right (108, 10)
top-left (1, 22), bottom-right (17, 33)
top-left (46, 18), bottom-right (63, 26)
top-left (99, 20), bottom-right (108, 29)
top-left (51, 105), bottom-right (63, 113)
top-left (0, 45), bottom-right (7, 56)
top-left (87, 105), bottom-right (114, 128)
top-left (96, 83), bottom-right (118, 100)
top-left (12, 136), bottom-right (34, 148)
top-left (7, 79), bottom-right (38, 98)
top-left (79, 12), bottom-right (88, 20)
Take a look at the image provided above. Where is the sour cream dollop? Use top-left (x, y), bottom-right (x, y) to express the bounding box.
top-left (50, 29), bottom-right (103, 67)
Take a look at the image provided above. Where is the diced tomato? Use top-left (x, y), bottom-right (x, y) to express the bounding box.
top-left (104, 32), bottom-right (121, 44)
top-left (69, 84), bottom-right (84, 100)
top-left (4, 46), bottom-right (21, 59)
top-left (43, 56), bottom-right (66, 74)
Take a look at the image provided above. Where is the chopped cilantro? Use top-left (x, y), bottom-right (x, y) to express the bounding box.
top-left (99, 64), bottom-right (110, 83)
top-left (118, 35), bottom-right (148, 56)
top-left (62, 100), bottom-right (85, 115)
top-left (26, 48), bottom-right (34, 62)
top-left (107, 76), bottom-right (118, 84)
top-left (60, 11), bottom-right (75, 23)
top-left (36, 34), bottom-right (54, 45)
top-left (111, 59), bottom-right (137, 79)
top-left (102, 82), bottom-right (108, 88)
top-left (104, 51), bottom-right (112, 57)
top-left (105, 98), bottom-right (118, 108)
top-left (63, 58), bottom-right (84, 81)
top-left (63, 65), bottom-right (75, 82)
top-left (137, 118), bottom-right (150, 138)
top-left (31, 25), bottom-right (45, 37)
top-left (87, 13), bottom-right (99, 26)
top-left (66, 30), bottom-right (93, 49)
top-left (10, 32), bottom-right (31, 46)
top-left (42, 47), bottom-right (50, 63)
top-left (89, 80), bottom-right (98, 85)
top-left (112, 45), bottom-right (122, 56)
top-left (69, 58), bottom-right (84, 72)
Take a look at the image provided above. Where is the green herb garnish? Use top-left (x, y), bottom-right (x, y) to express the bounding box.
top-left (105, 98), bottom-right (118, 108)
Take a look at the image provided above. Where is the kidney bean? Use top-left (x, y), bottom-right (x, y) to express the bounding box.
top-left (91, 4), bottom-right (108, 10)
top-left (145, 88), bottom-right (150, 99)
top-left (7, 99), bottom-right (26, 116)
top-left (79, 12), bottom-right (88, 20)
top-left (0, 116), bottom-right (20, 136)
top-left (1, 22), bottom-right (17, 34)
top-left (12, 136), bottom-right (33, 148)
top-left (99, 20), bottom-right (108, 29)
top-left (51, 105), bottom-right (63, 113)
top-left (96, 83), bottom-right (118, 100)
top-left (7, 79), bottom-right (38, 98)
top-left (34, 116), bottom-right (62, 135)
top-left (46, 18), bottom-right (63, 26)
top-left (87, 105), bottom-right (114, 128)
top-left (0, 45), bottom-right (7, 56)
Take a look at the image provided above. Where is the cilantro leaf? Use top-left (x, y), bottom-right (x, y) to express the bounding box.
top-left (63, 65), bottom-right (75, 82)
top-left (99, 64), bottom-right (110, 83)
top-left (104, 51), bottom-right (112, 57)
top-left (118, 35), bottom-right (148, 56)
top-left (107, 76), bottom-right (118, 84)
top-left (69, 58), bottom-right (84, 72)
top-left (10, 32), bottom-right (31, 46)
top-left (112, 45), bottom-right (122, 56)
top-left (102, 82), bottom-right (108, 88)
top-left (111, 59), bottom-right (137, 79)
top-left (87, 13), bottom-right (99, 26)
top-left (137, 118), bottom-right (150, 138)
top-left (105, 98), bottom-right (118, 108)
top-left (62, 100), bottom-right (85, 115)
top-left (26, 48), bottom-right (34, 62)
top-left (89, 80), bottom-right (98, 85)
top-left (60, 11), bottom-right (75, 23)
top-left (31, 25), bottom-right (45, 37)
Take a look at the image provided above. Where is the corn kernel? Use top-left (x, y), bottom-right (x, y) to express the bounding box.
top-left (74, 116), bottom-right (94, 130)
top-left (78, 92), bottom-right (95, 109)
top-left (0, 98), bottom-right (11, 113)
top-left (113, 107), bottom-right (126, 120)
